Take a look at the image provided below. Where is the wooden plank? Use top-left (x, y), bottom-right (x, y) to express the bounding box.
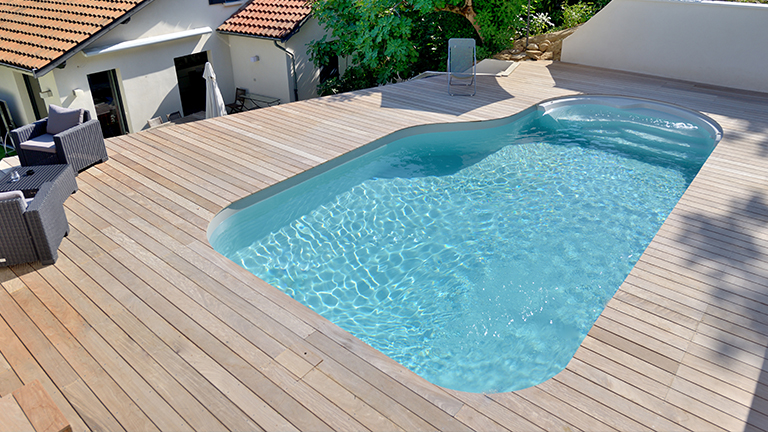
top-left (568, 353), bottom-right (724, 431)
top-left (0, 269), bottom-right (125, 432)
top-left (50, 220), bottom-right (263, 432)
top-left (445, 391), bottom-right (543, 432)
top-left (311, 347), bottom-right (437, 431)
top-left (488, 391), bottom-right (579, 432)
top-left (12, 380), bottom-right (71, 432)
top-left (55, 228), bottom-right (303, 432)
top-left (452, 404), bottom-right (509, 432)
top-left (0, 351), bottom-right (22, 398)
top-left (23, 261), bottom-right (229, 432)
top-left (305, 331), bottom-right (471, 432)
top-left (0, 393), bottom-right (35, 432)
top-left (0, 315), bottom-right (90, 432)
top-left (6, 267), bottom-right (180, 431)
top-left (302, 369), bottom-right (399, 432)
top-left (590, 318), bottom-right (681, 373)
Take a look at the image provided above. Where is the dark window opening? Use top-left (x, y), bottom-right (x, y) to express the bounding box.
top-left (320, 56), bottom-right (340, 83)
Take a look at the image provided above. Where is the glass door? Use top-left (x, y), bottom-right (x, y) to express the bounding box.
top-left (87, 69), bottom-right (128, 138)
top-left (23, 75), bottom-right (47, 121)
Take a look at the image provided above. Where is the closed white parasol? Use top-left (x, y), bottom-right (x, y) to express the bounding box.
top-left (203, 62), bottom-right (227, 119)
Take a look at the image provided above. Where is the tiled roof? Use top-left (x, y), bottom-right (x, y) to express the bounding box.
top-left (0, 0), bottom-right (147, 73)
top-left (217, 0), bottom-right (311, 41)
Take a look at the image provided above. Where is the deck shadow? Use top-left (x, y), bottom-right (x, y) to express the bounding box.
top-left (672, 191), bottom-right (768, 428)
top-left (319, 74), bottom-right (516, 116)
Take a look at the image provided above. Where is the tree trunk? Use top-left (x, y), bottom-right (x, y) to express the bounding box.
top-left (436, 0), bottom-right (484, 41)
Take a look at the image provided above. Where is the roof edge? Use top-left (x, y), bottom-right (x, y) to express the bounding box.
top-left (33, 0), bottom-right (159, 78)
top-left (217, 13), bottom-right (313, 43)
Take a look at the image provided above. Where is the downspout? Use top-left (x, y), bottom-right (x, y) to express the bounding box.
top-left (273, 40), bottom-right (299, 102)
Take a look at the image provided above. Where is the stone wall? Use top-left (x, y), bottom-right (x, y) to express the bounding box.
top-left (494, 27), bottom-right (578, 61)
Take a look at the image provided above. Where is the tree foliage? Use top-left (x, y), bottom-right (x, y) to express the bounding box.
top-left (309, 0), bottom-right (527, 95)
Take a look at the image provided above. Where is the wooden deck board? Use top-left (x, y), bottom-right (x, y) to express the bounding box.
top-left (2, 61), bottom-right (768, 430)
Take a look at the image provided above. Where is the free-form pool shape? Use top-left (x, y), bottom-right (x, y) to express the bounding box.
top-left (209, 96), bottom-right (722, 393)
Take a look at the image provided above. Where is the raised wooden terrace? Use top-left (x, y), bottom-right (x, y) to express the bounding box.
top-left (2, 61), bottom-right (768, 431)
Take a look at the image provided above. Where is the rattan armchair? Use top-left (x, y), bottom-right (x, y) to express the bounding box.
top-left (10, 110), bottom-right (108, 175)
top-left (0, 169), bottom-right (77, 266)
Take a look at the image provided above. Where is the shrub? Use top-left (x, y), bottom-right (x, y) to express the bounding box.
top-left (561, 2), bottom-right (595, 28)
top-left (530, 12), bottom-right (554, 35)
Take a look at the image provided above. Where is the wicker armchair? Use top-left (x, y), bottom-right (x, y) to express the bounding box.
top-left (0, 168), bottom-right (77, 266)
top-left (10, 109), bottom-right (108, 175)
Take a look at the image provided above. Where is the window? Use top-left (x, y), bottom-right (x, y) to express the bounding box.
top-left (320, 56), bottom-right (340, 84)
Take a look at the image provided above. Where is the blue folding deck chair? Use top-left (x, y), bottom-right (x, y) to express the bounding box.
top-left (448, 38), bottom-right (477, 96)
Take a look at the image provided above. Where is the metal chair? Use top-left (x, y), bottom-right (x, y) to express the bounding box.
top-left (448, 38), bottom-right (477, 96)
top-left (226, 88), bottom-right (247, 113)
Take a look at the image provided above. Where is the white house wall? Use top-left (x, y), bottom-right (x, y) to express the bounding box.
top-left (561, 0), bottom-right (768, 94)
top-left (229, 36), bottom-right (292, 104)
top-left (286, 17), bottom-right (324, 101)
top-left (0, 68), bottom-right (33, 126)
top-left (36, 0), bottom-right (244, 132)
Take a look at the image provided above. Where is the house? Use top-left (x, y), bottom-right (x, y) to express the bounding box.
top-left (0, 0), bottom-right (327, 138)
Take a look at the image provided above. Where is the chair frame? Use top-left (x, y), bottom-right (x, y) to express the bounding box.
top-left (10, 110), bottom-right (108, 175)
top-left (447, 38), bottom-right (477, 96)
top-left (226, 88), bottom-right (248, 114)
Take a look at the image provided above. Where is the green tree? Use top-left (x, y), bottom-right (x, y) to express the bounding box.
top-left (310, 0), bottom-right (526, 95)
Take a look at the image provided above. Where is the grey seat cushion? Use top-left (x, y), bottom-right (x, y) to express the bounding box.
top-left (19, 133), bottom-right (57, 153)
top-left (47, 104), bottom-right (84, 135)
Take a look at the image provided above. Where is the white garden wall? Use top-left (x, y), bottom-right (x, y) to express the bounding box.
top-left (562, 0), bottom-right (768, 94)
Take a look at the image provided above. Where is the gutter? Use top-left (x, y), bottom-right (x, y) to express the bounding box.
top-left (0, 61), bottom-right (38, 77)
top-left (273, 40), bottom-right (299, 102)
top-left (20, 0), bottom-right (158, 78)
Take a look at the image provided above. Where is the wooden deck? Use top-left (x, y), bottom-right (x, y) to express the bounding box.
top-left (2, 61), bottom-right (768, 431)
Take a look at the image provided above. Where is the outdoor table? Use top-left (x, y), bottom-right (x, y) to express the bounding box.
top-left (243, 93), bottom-right (281, 110)
top-left (0, 164), bottom-right (76, 198)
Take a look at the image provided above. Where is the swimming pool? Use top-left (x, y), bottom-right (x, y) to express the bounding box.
top-left (209, 96), bottom-right (721, 393)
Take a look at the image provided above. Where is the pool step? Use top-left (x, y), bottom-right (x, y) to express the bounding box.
top-left (0, 380), bottom-right (71, 432)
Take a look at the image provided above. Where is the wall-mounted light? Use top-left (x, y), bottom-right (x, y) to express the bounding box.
top-left (250, 55), bottom-right (260, 62)
top-left (72, 88), bottom-right (84, 97)
top-left (39, 89), bottom-right (53, 98)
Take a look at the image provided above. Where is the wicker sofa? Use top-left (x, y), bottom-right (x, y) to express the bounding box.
top-left (10, 107), bottom-right (108, 175)
top-left (0, 167), bottom-right (77, 266)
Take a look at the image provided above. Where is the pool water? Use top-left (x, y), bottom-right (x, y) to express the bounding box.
top-left (210, 98), bottom-right (720, 393)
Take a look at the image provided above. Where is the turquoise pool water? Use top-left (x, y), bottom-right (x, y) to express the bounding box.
top-left (210, 96), bottom-right (720, 393)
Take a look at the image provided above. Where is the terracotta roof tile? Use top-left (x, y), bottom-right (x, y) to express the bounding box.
top-left (0, 0), bottom-right (145, 72)
top-left (217, 0), bottom-right (311, 40)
